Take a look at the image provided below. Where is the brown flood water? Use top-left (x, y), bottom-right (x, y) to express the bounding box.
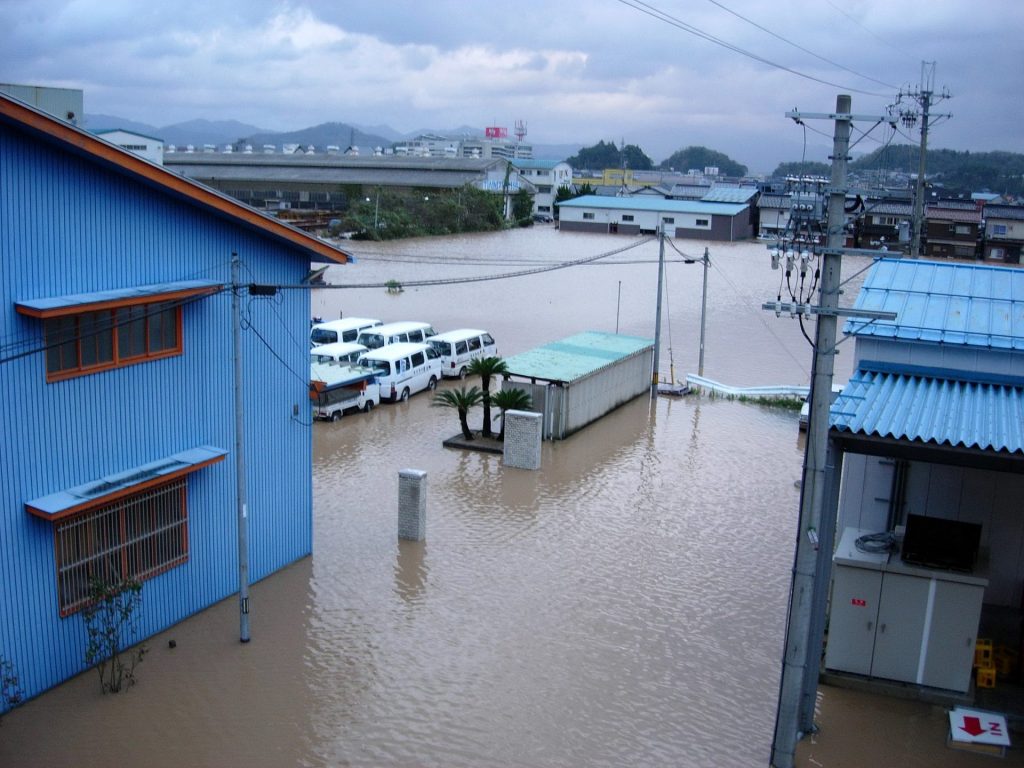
top-left (4, 229), bottom-right (974, 767)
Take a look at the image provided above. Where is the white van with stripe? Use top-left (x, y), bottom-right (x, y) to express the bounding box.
top-left (310, 317), bottom-right (382, 346)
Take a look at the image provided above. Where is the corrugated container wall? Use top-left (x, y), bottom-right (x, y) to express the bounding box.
top-left (0, 120), bottom-right (315, 704)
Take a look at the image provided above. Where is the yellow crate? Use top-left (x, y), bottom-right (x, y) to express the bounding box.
top-left (994, 645), bottom-right (1018, 678)
top-left (977, 666), bottom-right (997, 689)
top-left (974, 639), bottom-right (994, 669)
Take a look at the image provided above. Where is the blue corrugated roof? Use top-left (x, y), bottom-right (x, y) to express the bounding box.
top-left (557, 195), bottom-right (748, 216)
top-left (702, 187), bottom-right (758, 204)
top-left (831, 369), bottom-right (1024, 454)
top-left (504, 331), bottom-right (653, 383)
top-left (844, 258), bottom-right (1024, 350)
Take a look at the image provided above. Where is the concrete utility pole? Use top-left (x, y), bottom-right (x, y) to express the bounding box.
top-left (231, 252), bottom-right (251, 643)
top-left (769, 93), bottom-right (852, 768)
top-left (909, 60), bottom-right (937, 259)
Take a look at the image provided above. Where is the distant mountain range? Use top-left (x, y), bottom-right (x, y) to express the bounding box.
top-left (84, 114), bottom-right (580, 161)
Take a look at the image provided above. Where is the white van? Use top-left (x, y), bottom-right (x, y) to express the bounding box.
top-left (310, 317), bottom-right (382, 347)
top-left (358, 342), bottom-right (442, 402)
top-left (427, 329), bottom-right (497, 378)
top-left (310, 363), bottom-right (381, 420)
top-left (310, 342), bottom-right (368, 365)
top-left (357, 321), bottom-right (437, 350)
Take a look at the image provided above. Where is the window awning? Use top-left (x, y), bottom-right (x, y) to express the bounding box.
top-left (15, 279), bottom-right (223, 318)
top-left (831, 368), bottom-right (1024, 454)
top-left (26, 445), bottom-right (228, 521)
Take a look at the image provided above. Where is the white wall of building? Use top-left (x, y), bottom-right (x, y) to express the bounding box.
top-left (97, 129), bottom-right (165, 165)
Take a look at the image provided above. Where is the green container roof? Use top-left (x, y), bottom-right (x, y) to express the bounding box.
top-left (503, 331), bottom-right (654, 384)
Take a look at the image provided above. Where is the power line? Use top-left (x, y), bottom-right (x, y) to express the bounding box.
top-left (703, 0), bottom-right (897, 89)
top-left (822, 0), bottom-right (919, 65)
top-left (282, 237), bottom-right (657, 291)
top-left (614, 0), bottom-right (891, 97)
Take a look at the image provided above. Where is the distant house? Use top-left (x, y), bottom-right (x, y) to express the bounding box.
top-left (924, 202), bottom-right (982, 259)
top-left (757, 193), bottom-right (791, 238)
top-left (557, 195), bottom-right (752, 240)
top-left (511, 158), bottom-right (572, 218)
top-left (0, 92), bottom-right (350, 706)
top-left (857, 198), bottom-right (913, 249)
top-left (982, 204), bottom-right (1024, 263)
top-left (93, 128), bottom-right (165, 165)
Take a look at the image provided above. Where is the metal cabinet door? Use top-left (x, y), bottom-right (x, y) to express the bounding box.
top-left (921, 580), bottom-right (984, 692)
top-left (871, 573), bottom-right (929, 683)
top-left (824, 565), bottom-right (882, 676)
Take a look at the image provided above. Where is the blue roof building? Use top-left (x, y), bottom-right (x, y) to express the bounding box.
top-left (812, 257), bottom-right (1024, 700)
top-left (0, 92), bottom-right (350, 706)
top-left (557, 195), bottom-right (754, 240)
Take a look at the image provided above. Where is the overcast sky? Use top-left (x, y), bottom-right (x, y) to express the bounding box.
top-left (3, 0), bottom-right (1022, 172)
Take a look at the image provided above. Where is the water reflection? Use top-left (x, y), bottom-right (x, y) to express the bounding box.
top-left (1, 230), bottom-right (873, 767)
top-left (394, 540), bottom-right (428, 604)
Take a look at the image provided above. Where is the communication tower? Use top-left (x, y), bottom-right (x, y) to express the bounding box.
top-left (514, 119), bottom-right (527, 143)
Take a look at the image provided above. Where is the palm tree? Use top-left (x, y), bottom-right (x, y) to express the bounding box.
top-left (432, 386), bottom-right (483, 440)
top-left (490, 388), bottom-right (532, 440)
top-left (466, 356), bottom-right (509, 438)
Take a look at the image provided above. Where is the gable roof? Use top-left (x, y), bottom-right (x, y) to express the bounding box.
top-left (843, 258), bottom-right (1024, 351)
top-left (0, 92), bottom-right (350, 265)
top-left (985, 205), bottom-right (1024, 221)
top-left (925, 205), bottom-right (982, 224)
top-left (702, 187), bottom-right (758, 204)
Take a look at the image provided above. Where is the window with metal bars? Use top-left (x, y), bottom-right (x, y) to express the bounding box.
top-left (43, 301), bottom-right (181, 382)
top-left (54, 478), bottom-right (189, 616)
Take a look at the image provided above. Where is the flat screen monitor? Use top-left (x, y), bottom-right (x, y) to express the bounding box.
top-left (900, 513), bottom-right (981, 572)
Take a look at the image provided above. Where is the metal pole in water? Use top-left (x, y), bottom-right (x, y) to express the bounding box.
top-left (651, 228), bottom-right (665, 394)
top-left (615, 280), bottom-right (622, 334)
top-left (231, 252), bottom-right (251, 643)
top-left (698, 246), bottom-right (709, 378)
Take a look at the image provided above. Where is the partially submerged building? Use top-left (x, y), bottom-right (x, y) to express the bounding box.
top-left (501, 332), bottom-right (654, 440)
top-left (0, 91), bottom-right (350, 706)
top-left (811, 258), bottom-right (1024, 705)
top-left (557, 196), bottom-right (753, 241)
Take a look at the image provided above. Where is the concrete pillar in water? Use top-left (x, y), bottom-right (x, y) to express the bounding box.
top-left (503, 410), bottom-right (542, 470)
top-left (398, 469), bottom-right (427, 541)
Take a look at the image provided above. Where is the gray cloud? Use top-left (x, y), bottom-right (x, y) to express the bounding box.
top-left (1, 0), bottom-right (1021, 171)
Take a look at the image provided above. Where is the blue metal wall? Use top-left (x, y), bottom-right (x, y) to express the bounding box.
top-left (0, 121), bottom-right (316, 704)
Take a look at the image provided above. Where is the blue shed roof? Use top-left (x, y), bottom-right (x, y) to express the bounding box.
top-left (831, 368), bottom-right (1024, 454)
top-left (702, 187), bottom-right (759, 204)
top-left (844, 258), bottom-right (1024, 350)
top-left (504, 331), bottom-right (653, 384)
top-left (557, 195), bottom-right (748, 216)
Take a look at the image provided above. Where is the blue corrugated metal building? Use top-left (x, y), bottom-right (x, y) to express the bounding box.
top-left (807, 257), bottom-right (1024, 703)
top-left (0, 92), bottom-right (350, 706)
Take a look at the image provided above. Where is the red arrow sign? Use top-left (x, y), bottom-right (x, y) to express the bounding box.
top-left (960, 716), bottom-right (986, 737)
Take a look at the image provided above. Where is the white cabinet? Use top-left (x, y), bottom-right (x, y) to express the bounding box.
top-left (824, 528), bottom-right (986, 693)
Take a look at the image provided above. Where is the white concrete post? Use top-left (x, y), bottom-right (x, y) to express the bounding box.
top-left (398, 469), bottom-right (427, 541)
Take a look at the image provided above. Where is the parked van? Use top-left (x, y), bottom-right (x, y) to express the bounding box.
top-left (309, 363), bottom-right (380, 421)
top-left (427, 329), bottom-right (497, 378)
top-left (310, 317), bottom-right (382, 347)
top-left (358, 342), bottom-right (442, 402)
top-left (356, 321), bottom-right (436, 351)
top-left (311, 342), bottom-right (368, 365)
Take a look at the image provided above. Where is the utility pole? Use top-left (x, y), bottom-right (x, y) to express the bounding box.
top-left (231, 252), bottom-right (251, 643)
top-left (769, 94), bottom-right (851, 768)
top-left (651, 227), bottom-right (665, 395)
top-left (765, 98), bottom-right (896, 768)
top-left (697, 247), bottom-right (708, 377)
top-left (900, 62), bottom-right (950, 258)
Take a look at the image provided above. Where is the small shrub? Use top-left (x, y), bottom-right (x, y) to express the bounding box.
top-left (83, 577), bottom-right (147, 694)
